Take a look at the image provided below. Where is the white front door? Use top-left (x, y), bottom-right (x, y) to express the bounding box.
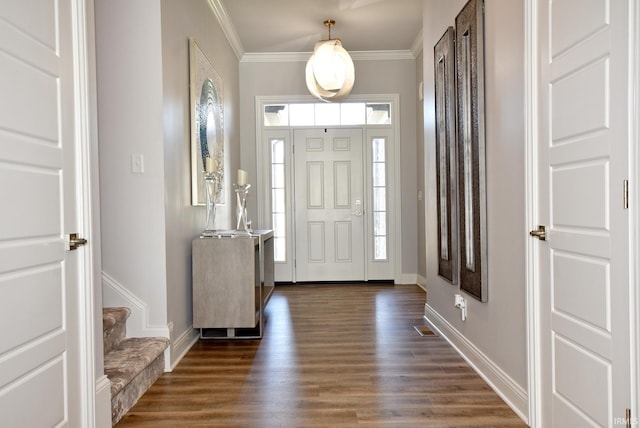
top-left (0, 0), bottom-right (89, 425)
top-left (294, 128), bottom-right (365, 281)
top-left (535, 0), bottom-right (632, 425)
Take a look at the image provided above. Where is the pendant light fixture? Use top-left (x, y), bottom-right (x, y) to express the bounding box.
top-left (305, 19), bottom-right (355, 102)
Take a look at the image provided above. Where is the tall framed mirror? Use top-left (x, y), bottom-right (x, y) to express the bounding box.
top-left (434, 26), bottom-right (458, 284)
top-left (455, 0), bottom-right (488, 301)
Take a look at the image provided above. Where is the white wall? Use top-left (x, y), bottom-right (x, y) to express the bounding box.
top-left (239, 58), bottom-right (419, 279)
top-left (96, 0), bottom-right (240, 368)
top-left (423, 0), bottom-right (528, 419)
top-left (95, 0), bottom-right (169, 330)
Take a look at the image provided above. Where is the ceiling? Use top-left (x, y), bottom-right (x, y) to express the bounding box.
top-left (218, 0), bottom-right (423, 56)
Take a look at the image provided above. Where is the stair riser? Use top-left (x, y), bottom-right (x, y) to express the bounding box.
top-left (103, 321), bottom-right (126, 355)
top-left (103, 307), bottom-right (131, 355)
top-left (111, 354), bottom-right (165, 425)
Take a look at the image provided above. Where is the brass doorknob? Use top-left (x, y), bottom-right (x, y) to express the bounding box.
top-left (68, 233), bottom-right (87, 250)
top-left (529, 225), bottom-right (546, 241)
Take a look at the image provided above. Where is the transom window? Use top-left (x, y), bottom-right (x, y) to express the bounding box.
top-left (264, 103), bottom-right (391, 127)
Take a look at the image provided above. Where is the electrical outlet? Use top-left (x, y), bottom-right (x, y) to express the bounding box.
top-left (454, 294), bottom-right (467, 321)
top-left (454, 294), bottom-right (464, 306)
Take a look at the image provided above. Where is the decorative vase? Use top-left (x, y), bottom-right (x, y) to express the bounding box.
top-left (203, 171), bottom-right (221, 236)
top-left (234, 184), bottom-right (251, 233)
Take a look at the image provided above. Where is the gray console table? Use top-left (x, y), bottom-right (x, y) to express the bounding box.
top-left (192, 230), bottom-right (274, 339)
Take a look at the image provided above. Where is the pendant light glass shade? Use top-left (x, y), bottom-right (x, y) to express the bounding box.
top-left (306, 21), bottom-right (355, 102)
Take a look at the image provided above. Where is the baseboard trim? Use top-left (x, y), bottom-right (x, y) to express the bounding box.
top-left (397, 273), bottom-right (418, 285)
top-left (416, 274), bottom-right (427, 291)
top-left (170, 327), bottom-right (200, 371)
top-left (102, 271), bottom-right (170, 339)
top-left (95, 375), bottom-right (112, 428)
top-left (424, 303), bottom-right (529, 424)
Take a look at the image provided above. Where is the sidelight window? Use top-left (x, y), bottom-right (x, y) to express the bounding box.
top-left (372, 137), bottom-right (388, 261)
top-left (271, 138), bottom-right (286, 262)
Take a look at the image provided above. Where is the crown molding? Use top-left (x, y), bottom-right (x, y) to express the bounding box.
top-left (207, 0), bottom-right (244, 60)
top-left (208, 0), bottom-right (422, 63)
top-left (241, 50), bottom-right (417, 63)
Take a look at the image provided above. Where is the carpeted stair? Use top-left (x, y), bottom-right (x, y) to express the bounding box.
top-left (103, 307), bottom-right (169, 425)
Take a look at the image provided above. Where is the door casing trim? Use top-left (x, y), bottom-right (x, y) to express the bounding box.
top-left (524, 0), bottom-right (540, 426)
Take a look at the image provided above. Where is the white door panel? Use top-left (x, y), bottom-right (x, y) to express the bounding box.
top-left (0, 0), bottom-right (84, 425)
top-left (551, 162), bottom-right (608, 229)
top-left (536, 0), bottom-right (631, 425)
top-left (1, 358), bottom-right (66, 427)
top-left (550, 0), bottom-right (607, 58)
top-left (294, 128), bottom-right (364, 281)
top-left (552, 252), bottom-right (609, 331)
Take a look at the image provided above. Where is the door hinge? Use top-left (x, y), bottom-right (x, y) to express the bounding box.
top-left (623, 180), bottom-right (629, 209)
top-left (626, 408), bottom-right (631, 428)
top-left (68, 233), bottom-right (87, 251)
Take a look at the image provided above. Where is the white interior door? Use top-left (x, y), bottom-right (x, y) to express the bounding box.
top-left (0, 0), bottom-right (87, 425)
top-left (294, 128), bottom-right (365, 281)
top-left (535, 0), bottom-right (632, 426)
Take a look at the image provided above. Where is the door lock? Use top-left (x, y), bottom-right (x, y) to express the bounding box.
top-left (351, 199), bottom-right (363, 217)
top-left (529, 225), bottom-right (546, 241)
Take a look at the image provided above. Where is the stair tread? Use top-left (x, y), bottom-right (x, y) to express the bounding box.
top-left (105, 337), bottom-right (169, 396)
top-left (103, 307), bottom-right (131, 333)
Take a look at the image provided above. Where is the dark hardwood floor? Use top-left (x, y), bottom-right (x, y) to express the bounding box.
top-left (117, 284), bottom-right (526, 427)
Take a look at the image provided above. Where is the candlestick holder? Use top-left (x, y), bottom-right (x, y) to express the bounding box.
top-left (202, 171), bottom-right (222, 237)
top-left (234, 183), bottom-right (251, 233)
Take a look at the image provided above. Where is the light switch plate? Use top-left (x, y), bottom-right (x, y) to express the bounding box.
top-left (131, 154), bottom-right (144, 174)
